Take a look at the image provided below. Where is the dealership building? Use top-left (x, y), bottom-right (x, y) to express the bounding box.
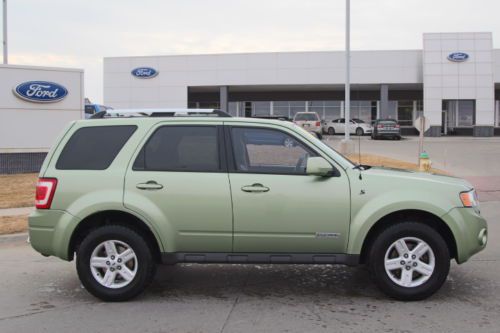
top-left (0, 64), bottom-right (84, 173)
top-left (104, 32), bottom-right (500, 136)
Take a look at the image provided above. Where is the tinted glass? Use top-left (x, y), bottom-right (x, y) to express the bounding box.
top-left (379, 120), bottom-right (397, 125)
top-left (231, 127), bottom-right (316, 175)
top-left (56, 125), bottom-right (136, 170)
top-left (84, 105), bottom-right (95, 114)
top-left (294, 113), bottom-right (318, 121)
top-left (134, 126), bottom-right (220, 172)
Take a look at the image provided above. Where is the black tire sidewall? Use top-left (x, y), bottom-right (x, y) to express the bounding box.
top-left (328, 127), bottom-right (335, 135)
top-left (356, 128), bottom-right (363, 136)
top-left (369, 222), bottom-right (450, 301)
top-left (76, 225), bottom-right (155, 301)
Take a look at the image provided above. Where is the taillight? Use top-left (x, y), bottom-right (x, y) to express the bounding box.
top-left (395, 124), bottom-right (400, 128)
top-left (315, 121), bottom-right (321, 127)
top-left (377, 124), bottom-right (384, 128)
top-left (35, 178), bottom-right (58, 209)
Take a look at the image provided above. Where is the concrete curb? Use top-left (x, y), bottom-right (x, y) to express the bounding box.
top-left (0, 206), bottom-right (34, 217)
top-left (0, 232), bottom-right (29, 244)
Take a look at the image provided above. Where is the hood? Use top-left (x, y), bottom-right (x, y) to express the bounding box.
top-left (361, 166), bottom-right (473, 190)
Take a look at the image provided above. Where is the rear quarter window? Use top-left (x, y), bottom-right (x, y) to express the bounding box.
top-left (56, 125), bottom-right (137, 170)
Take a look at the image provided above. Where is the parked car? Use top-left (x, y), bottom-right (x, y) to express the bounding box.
top-left (323, 118), bottom-right (372, 136)
top-left (293, 112), bottom-right (322, 139)
top-left (85, 104), bottom-right (113, 119)
top-left (29, 109), bottom-right (487, 301)
top-left (372, 119), bottom-right (402, 140)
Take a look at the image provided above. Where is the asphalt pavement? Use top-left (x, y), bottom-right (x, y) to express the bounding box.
top-left (0, 137), bottom-right (499, 333)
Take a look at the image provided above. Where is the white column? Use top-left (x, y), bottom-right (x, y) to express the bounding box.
top-left (2, 0), bottom-right (7, 64)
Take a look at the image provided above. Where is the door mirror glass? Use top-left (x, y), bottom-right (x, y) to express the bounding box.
top-left (306, 157), bottom-right (334, 176)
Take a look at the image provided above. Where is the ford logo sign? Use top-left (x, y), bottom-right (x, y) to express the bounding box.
top-left (13, 81), bottom-right (68, 103)
top-left (131, 67), bottom-right (158, 78)
top-left (447, 52), bottom-right (469, 62)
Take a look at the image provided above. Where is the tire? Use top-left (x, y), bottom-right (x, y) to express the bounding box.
top-left (396, 136), bottom-right (402, 140)
top-left (356, 127), bottom-right (364, 136)
top-left (368, 222), bottom-right (450, 301)
top-left (76, 225), bottom-right (156, 302)
top-left (371, 134), bottom-right (377, 140)
top-left (327, 127), bottom-right (335, 135)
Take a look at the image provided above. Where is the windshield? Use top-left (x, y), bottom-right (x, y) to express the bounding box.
top-left (294, 113), bottom-right (318, 121)
top-left (292, 124), bottom-right (355, 168)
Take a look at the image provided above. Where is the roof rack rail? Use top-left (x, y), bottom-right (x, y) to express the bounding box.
top-left (90, 108), bottom-right (232, 119)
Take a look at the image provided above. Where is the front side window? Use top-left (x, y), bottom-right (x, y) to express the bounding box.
top-left (230, 127), bottom-right (317, 175)
top-left (56, 125), bottom-right (137, 170)
top-left (133, 126), bottom-right (220, 172)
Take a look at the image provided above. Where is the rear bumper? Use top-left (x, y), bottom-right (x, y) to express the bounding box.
top-left (28, 209), bottom-right (80, 261)
top-left (374, 131), bottom-right (400, 136)
top-left (441, 207), bottom-right (487, 264)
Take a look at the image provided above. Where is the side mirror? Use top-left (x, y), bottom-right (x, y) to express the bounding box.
top-left (306, 157), bottom-right (334, 177)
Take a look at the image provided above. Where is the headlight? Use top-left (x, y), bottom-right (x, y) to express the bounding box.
top-left (460, 189), bottom-right (479, 208)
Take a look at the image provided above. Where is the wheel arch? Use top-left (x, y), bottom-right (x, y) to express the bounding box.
top-left (68, 210), bottom-right (162, 263)
top-left (359, 209), bottom-right (458, 264)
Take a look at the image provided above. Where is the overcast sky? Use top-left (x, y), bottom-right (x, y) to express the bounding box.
top-left (3, 0), bottom-right (500, 103)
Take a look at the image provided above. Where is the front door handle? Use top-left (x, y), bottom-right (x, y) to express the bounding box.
top-left (136, 180), bottom-right (164, 190)
top-left (241, 183), bottom-right (270, 193)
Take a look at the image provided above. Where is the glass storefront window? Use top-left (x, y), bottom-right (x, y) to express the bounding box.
top-left (350, 101), bottom-right (372, 124)
top-left (457, 100), bottom-right (475, 126)
top-left (442, 100), bottom-right (475, 128)
top-left (252, 101), bottom-right (271, 116)
top-left (228, 102), bottom-right (239, 117)
top-left (308, 101), bottom-right (342, 121)
top-left (397, 100), bottom-right (414, 126)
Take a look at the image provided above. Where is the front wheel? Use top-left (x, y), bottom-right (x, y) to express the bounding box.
top-left (76, 225), bottom-right (156, 301)
top-left (327, 127), bottom-right (335, 135)
top-left (356, 127), bottom-right (364, 136)
top-left (368, 222), bottom-right (450, 301)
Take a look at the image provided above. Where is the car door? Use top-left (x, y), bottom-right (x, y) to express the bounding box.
top-left (334, 119), bottom-right (345, 134)
top-left (123, 123), bottom-right (233, 253)
top-left (226, 124), bottom-right (351, 254)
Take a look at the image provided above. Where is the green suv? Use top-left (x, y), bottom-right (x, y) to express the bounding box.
top-left (29, 109), bottom-right (487, 301)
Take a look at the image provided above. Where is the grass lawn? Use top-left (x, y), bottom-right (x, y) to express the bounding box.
top-left (0, 173), bottom-right (38, 209)
top-left (0, 215), bottom-right (28, 234)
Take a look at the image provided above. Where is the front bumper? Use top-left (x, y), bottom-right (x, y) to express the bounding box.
top-left (441, 207), bottom-right (488, 264)
top-left (28, 209), bottom-right (80, 261)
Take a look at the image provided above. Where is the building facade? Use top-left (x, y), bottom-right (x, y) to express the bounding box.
top-left (0, 64), bottom-right (84, 173)
top-left (104, 32), bottom-right (500, 136)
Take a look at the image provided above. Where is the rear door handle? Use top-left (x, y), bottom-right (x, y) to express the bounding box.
top-left (136, 181), bottom-right (164, 190)
top-left (241, 183), bottom-right (270, 193)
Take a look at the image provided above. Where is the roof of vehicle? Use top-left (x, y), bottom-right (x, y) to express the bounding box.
top-left (77, 114), bottom-right (299, 130)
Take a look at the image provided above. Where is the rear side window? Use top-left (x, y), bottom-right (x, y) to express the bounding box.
top-left (133, 126), bottom-right (221, 172)
top-left (56, 125), bottom-right (137, 170)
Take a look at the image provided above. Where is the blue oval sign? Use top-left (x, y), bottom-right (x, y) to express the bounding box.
top-left (131, 67), bottom-right (158, 78)
top-left (447, 52), bottom-right (469, 62)
top-left (13, 81), bottom-right (68, 103)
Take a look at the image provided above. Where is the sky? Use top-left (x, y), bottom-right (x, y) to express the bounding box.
top-left (3, 0), bottom-right (500, 103)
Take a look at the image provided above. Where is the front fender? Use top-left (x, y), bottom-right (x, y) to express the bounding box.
top-left (347, 189), bottom-right (454, 255)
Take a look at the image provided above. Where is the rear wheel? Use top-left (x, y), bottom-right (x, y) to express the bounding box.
top-left (76, 225), bottom-right (156, 301)
top-left (368, 222), bottom-right (450, 301)
top-left (328, 127), bottom-right (335, 135)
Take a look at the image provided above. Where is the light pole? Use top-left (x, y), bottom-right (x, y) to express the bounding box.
top-left (340, 0), bottom-right (353, 154)
top-left (344, 0), bottom-right (350, 141)
top-left (2, 0), bottom-right (7, 64)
